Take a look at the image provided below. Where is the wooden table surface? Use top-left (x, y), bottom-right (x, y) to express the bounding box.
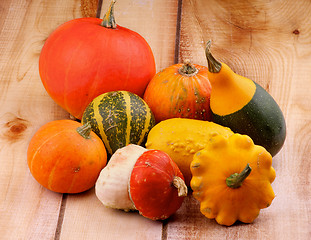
top-left (1, 0), bottom-right (310, 239)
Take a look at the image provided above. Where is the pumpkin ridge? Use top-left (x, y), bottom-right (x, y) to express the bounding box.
top-left (92, 139), bottom-right (108, 169)
top-left (66, 168), bottom-right (80, 193)
top-left (124, 41), bottom-right (132, 89)
top-left (128, 93), bottom-right (151, 145)
top-left (102, 92), bottom-right (128, 153)
top-left (46, 140), bottom-right (77, 191)
top-left (47, 162), bottom-right (58, 190)
top-left (84, 48), bottom-right (102, 110)
top-left (46, 134), bottom-right (83, 191)
top-left (94, 95), bottom-right (113, 154)
top-left (195, 72), bottom-right (210, 87)
top-left (170, 74), bottom-right (185, 116)
top-left (63, 41), bottom-right (84, 115)
top-left (29, 129), bottom-right (69, 173)
top-left (137, 103), bottom-right (153, 146)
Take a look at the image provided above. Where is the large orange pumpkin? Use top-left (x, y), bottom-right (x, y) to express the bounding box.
top-left (39, 1), bottom-right (156, 119)
top-left (27, 120), bottom-right (107, 193)
top-left (143, 60), bottom-right (212, 123)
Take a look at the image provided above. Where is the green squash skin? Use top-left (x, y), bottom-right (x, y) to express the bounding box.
top-left (82, 91), bottom-right (155, 155)
top-left (212, 82), bottom-right (286, 157)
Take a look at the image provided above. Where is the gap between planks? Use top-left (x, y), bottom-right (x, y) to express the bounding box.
top-left (174, 0), bottom-right (183, 64)
top-left (53, 0), bottom-right (183, 239)
top-left (54, 194), bottom-right (68, 240)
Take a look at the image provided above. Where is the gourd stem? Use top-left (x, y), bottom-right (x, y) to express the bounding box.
top-left (101, 0), bottom-right (117, 29)
top-left (173, 176), bottom-right (188, 197)
top-left (205, 40), bottom-right (222, 73)
top-left (76, 122), bottom-right (92, 139)
top-left (226, 163), bottom-right (252, 189)
top-left (178, 59), bottom-right (199, 77)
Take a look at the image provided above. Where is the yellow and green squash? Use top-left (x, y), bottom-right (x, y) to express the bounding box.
top-left (205, 40), bottom-right (286, 156)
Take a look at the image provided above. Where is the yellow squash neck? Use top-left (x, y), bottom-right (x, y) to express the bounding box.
top-left (208, 63), bottom-right (256, 116)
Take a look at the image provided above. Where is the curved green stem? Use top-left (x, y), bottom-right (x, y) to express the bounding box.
top-left (76, 122), bottom-right (92, 139)
top-left (101, 0), bottom-right (117, 29)
top-left (205, 40), bottom-right (222, 73)
top-left (226, 163), bottom-right (252, 189)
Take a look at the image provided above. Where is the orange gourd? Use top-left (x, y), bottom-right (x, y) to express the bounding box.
top-left (39, 1), bottom-right (156, 119)
top-left (143, 60), bottom-right (212, 122)
top-left (27, 120), bottom-right (107, 193)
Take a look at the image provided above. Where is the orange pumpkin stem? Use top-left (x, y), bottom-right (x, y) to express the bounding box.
top-left (76, 122), bottom-right (92, 139)
top-left (178, 59), bottom-right (198, 77)
top-left (226, 163), bottom-right (252, 188)
top-left (101, 0), bottom-right (117, 29)
top-left (172, 176), bottom-right (188, 197)
top-left (205, 40), bottom-right (222, 73)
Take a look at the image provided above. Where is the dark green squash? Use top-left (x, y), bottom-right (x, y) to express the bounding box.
top-left (205, 40), bottom-right (286, 157)
top-left (82, 91), bottom-right (155, 155)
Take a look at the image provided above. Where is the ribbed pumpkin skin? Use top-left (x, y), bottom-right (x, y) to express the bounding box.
top-left (143, 63), bottom-right (212, 122)
top-left (39, 18), bottom-right (156, 119)
top-left (27, 120), bottom-right (107, 194)
top-left (82, 91), bottom-right (155, 155)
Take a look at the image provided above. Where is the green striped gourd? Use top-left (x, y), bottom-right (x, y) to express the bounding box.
top-left (82, 91), bottom-right (155, 155)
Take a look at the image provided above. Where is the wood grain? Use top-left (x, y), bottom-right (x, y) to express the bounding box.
top-left (99, 0), bottom-right (179, 71)
top-left (170, 0), bottom-right (311, 239)
top-left (58, 1), bottom-right (179, 239)
top-left (0, 0), bottom-right (310, 239)
top-left (80, 0), bottom-right (100, 17)
top-left (0, 0), bottom-right (82, 239)
top-left (59, 189), bottom-right (162, 240)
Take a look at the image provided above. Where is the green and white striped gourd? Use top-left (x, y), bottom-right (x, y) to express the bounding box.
top-left (82, 91), bottom-right (155, 155)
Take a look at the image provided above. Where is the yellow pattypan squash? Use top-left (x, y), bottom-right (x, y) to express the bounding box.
top-left (190, 133), bottom-right (276, 226)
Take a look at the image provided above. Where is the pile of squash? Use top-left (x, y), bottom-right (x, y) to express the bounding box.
top-left (27, 0), bottom-right (286, 226)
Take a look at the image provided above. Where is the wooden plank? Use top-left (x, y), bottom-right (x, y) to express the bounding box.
top-left (2, 0), bottom-right (310, 239)
top-left (58, 1), bottom-right (179, 239)
top-left (99, 0), bottom-right (179, 71)
top-left (59, 189), bottom-right (162, 240)
top-left (0, 0), bottom-right (86, 239)
top-left (166, 0), bottom-right (311, 239)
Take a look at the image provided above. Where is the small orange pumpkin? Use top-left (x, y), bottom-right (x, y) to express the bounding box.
top-left (129, 150), bottom-right (187, 220)
top-left (143, 60), bottom-right (212, 122)
top-left (27, 119), bottom-right (107, 193)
